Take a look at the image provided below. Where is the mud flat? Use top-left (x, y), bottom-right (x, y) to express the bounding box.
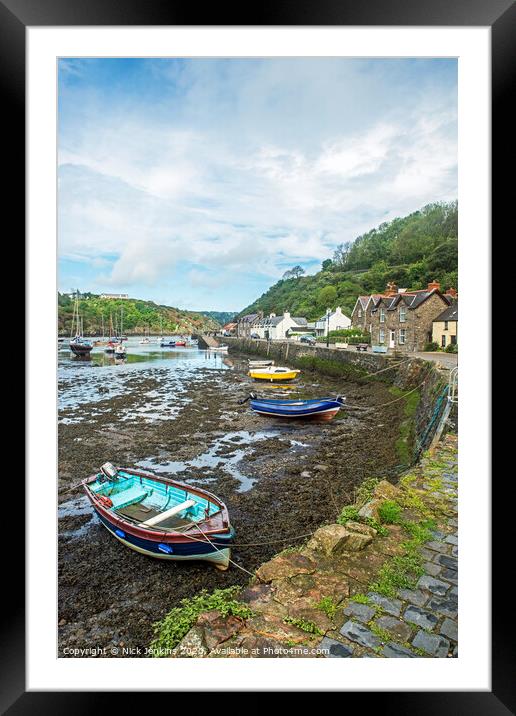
top-left (58, 348), bottom-right (407, 656)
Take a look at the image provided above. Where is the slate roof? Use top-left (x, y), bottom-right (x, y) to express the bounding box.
top-left (375, 289), bottom-right (453, 311)
top-left (433, 303), bottom-right (458, 322)
top-left (240, 313), bottom-right (259, 323)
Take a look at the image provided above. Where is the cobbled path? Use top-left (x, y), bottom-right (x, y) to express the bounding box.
top-left (320, 434), bottom-right (458, 658)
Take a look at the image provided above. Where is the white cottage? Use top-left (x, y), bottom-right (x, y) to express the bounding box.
top-left (315, 306), bottom-right (351, 337)
top-left (256, 312), bottom-right (308, 340)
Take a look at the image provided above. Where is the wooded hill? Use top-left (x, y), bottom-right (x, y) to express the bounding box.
top-left (239, 201), bottom-right (458, 321)
top-left (58, 293), bottom-right (220, 336)
top-left (198, 311), bottom-right (238, 326)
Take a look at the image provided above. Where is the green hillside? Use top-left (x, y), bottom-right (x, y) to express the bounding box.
top-left (199, 311), bottom-right (237, 326)
top-left (239, 201), bottom-right (458, 320)
top-left (58, 293), bottom-right (220, 336)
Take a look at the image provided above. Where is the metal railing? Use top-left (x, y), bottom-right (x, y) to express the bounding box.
top-left (448, 366), bottom-right (458, 404)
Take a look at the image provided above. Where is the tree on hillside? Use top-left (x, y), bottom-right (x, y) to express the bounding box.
top-left (283, 265), bottom-right (305, 280)
top-left (332, 241), bottom-right (352, 269)
top-left (321, 258), bottom-right (333, 271)
top-left (317, 285), bottom-right (338, 310)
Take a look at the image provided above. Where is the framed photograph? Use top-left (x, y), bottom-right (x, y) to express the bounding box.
top-left (7, 0), bottom-right (510, 706)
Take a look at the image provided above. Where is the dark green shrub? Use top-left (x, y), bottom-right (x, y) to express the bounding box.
top-left (378, 500), bottom-right (403, 524)
top-left (424, 341), bottom-right (439, 352)
top-left (445, 343), bottom-right (458, 353)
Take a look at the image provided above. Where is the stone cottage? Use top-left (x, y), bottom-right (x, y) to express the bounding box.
top-left (432, 303), bottom-right (458, 349)
top-left (351, 282), bottom-right (457, 352)
top-left (236, 313), bottom-right (261, 338)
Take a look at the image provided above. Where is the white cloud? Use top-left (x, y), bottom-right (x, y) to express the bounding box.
top-left (58, 58), bottom-right (457, 305)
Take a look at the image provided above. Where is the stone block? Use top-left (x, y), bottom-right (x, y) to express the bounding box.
top-left (319, 636), bottom-right (354, 658)
top-left (416, 575), bottom-right (450, 597)
top-left (403, 605), bottom-right (438, 631)
top-left (340, 620), bottom-right (381, 649)
top-left (367, 592), bottom-right (402, 617)
top-left (383, 642), bottom-right (417, 658)
top-left (412, 629), bottom-right (450, 657)
top-left (343, 602), bottom-right (375, 623)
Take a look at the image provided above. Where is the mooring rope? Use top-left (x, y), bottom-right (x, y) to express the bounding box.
top-left (343, 381), bottom-right (426, 411)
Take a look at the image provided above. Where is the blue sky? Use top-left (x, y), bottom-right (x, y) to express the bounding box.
top-left (58, 58), bottom-right (457, 311)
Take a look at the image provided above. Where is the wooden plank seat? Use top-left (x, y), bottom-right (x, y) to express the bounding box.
top-left (139, 499), bottom-right (196, 527)
top-left (109, 485), bottom-right (150, 510)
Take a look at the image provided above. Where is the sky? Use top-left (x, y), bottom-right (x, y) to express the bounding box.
top-left (58, 57), bottom-right (457, 312)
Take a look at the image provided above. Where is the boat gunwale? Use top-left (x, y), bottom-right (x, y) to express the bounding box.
top-left (82, 467), bottom-right (231, 541)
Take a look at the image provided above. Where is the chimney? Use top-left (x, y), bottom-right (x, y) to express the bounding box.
top-left (427, 280), bottom-right (441, 291)
top-left (269, 313), bottom-right (276, 318)
top-left (445, 287), bottom-right (457, 298)
top-left (284, 311), bottom-right (290, 319)
top-left (385, 281), bottom-right (398, 296)
top-left (335, 306), bottom-right (342, 314)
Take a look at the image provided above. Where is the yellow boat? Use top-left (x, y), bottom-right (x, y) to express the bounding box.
top-left (248, 366), bottom-right (301, 382)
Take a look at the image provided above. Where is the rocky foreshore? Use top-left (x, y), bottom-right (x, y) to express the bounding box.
top-left (158, 434), bottom-right (458, 659)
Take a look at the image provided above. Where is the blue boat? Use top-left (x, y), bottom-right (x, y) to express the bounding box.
top-left (160, 340), bottom-right (176, 347)
top-left (82, 463), bottom-right (234, 570)
top-left (243, 394), bottom-right (345, 422)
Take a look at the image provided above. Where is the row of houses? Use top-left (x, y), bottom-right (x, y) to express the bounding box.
top-left (351, 281), bottom-right (458, 351)
top-left (235, 307), bottom-right (351, 340)
top-left (233, 280), bottom-right (458, 352)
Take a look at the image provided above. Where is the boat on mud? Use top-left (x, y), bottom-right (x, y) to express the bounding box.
top-left (114, 343), bottom-right (127, 359)
top-left (211, 345), bottom-right (228, 352)
top-left (82, 463), bottom-right (234, 570)
top-left (242, 393), bottom-right (345, 421)
top-left (248, 359), bottom-right (274, 368)
top-left (69, 291), bottom-right (92, 357)
top-left (248, 366), bottom-right (300, 382)
top-left (70, 336), bottom-right (93, 356)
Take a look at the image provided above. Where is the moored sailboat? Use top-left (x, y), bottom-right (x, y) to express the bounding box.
top-left (69, 291), bottom-right (93, 357)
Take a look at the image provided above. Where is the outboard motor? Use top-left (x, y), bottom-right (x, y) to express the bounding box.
top-left (100, 462), bottom-right (118, 480)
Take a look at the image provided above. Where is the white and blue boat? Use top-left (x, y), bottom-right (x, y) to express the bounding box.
top-left (82, 463), bottom-right (234, 570)
top-left (243, 394), bottom-right (345, 422)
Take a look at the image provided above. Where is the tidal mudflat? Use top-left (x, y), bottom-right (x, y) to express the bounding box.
top-left (58, 341), bottom-right (406, 656)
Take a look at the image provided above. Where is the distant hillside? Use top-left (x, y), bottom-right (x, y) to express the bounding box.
top-left (58, 293), bottom-right (220, 336)
top-left (239, 201), bottom-right (458, 321)
top-left (198, 311), bottom-right (237, 326)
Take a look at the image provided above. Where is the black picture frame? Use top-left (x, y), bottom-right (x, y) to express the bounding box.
top-left (7, 0), bottom-right (512, 709)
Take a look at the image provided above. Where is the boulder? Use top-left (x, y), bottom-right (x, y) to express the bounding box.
top-left (345, 521), bottom-right (378, 537)
top-left (373, 480), bottom-right (400, 501)
top-left (344, 531), bottom-right (373, 551)
top-left (256, 551), bottom-right (316, 583)
top-left (286, 599), bottom-right (333, 633)
top-left (173, 626), bottom-right (208, 658)
top-left (306, 524), bottom-right (353, 556)
top-left (358, 499), bottom-right (382, 521)
top-left (197, 610), bottom-right (245, 650)
top-left (247, 613), bottom-right (315, 645)
top-left (274, 571), bottom-right (349, 606)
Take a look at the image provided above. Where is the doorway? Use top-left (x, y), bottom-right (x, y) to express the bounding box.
top-left (389, 330), bottom-right (396, 349)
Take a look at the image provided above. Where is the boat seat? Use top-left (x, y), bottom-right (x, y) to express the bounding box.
top-left (110, 485), bottom-right (150, 510)
top-left (139, 499), bottom-right (196, 527)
